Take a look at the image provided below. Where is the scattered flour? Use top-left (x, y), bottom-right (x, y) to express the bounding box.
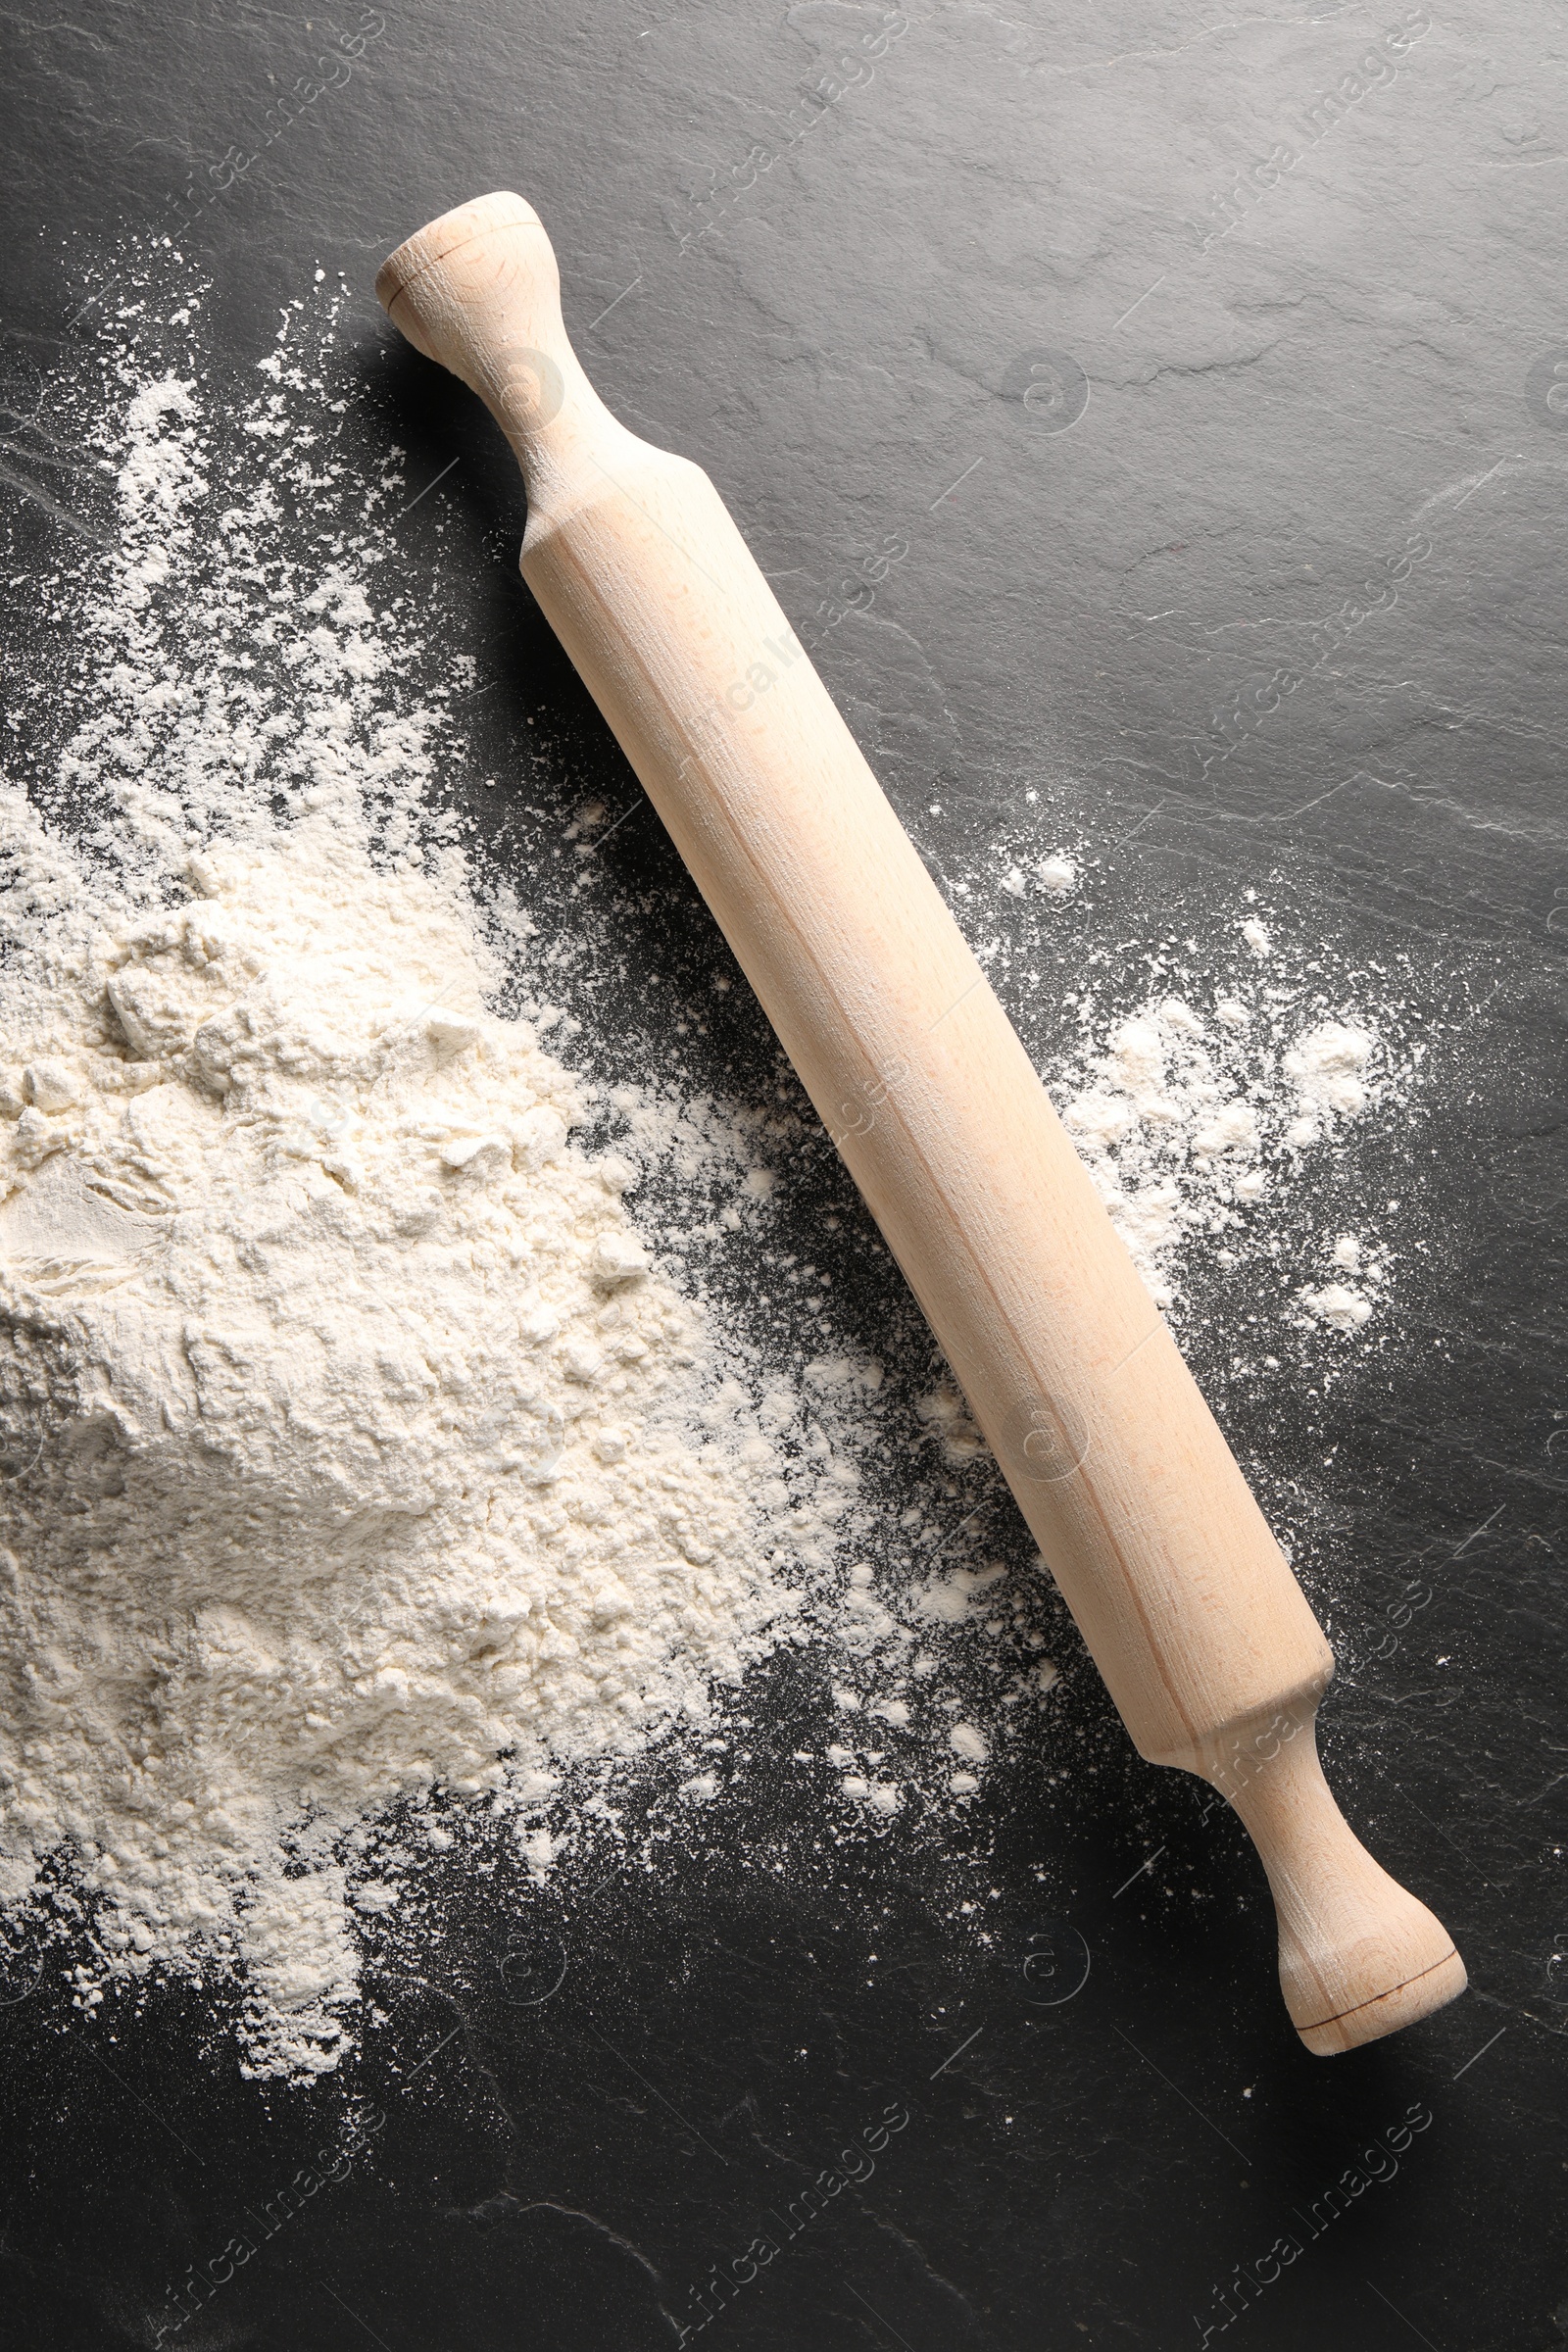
top-left (1284, 1020), bottom-right (1375, 1143)
top-left (1001, 853), bottom-right (1077, 902)
top-left (972, 825), bottom-right (1437, 1346)
top-left (1299, 1281), bottom-right (1374, 1332)
top-left (1054, 990), bottom-right (1399, 1310)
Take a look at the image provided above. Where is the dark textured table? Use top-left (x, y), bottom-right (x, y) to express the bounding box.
top-left (2, 5), bottom-right (1565, 2347)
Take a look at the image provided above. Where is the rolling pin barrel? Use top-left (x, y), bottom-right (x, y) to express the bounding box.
top-left (377, 192), bottom-right (1464, 2053)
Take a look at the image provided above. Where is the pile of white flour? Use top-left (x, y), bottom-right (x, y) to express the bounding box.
top-left (0, 339), bottom-right (810, 2077)
top-left (0, 812), bottom-right (798, 2074)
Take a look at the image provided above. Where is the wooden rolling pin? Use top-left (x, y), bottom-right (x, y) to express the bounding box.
top-left (377, 192), bottom-right (1465, 2054)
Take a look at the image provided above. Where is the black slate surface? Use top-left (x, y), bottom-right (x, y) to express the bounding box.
top-left (2, 4), bottom-right (1566, 2348)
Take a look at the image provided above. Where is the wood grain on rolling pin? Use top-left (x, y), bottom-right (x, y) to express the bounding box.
top-left (377, 192), bottom-right (1464, 2054)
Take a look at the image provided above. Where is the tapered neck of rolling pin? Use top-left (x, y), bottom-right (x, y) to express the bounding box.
top-left (374, 191), bottom-right (643, 514)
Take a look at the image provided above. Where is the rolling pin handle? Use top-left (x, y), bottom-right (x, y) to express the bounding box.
top-left (376, 192), bottom-right (612, 494)
top-left (1189, 1707), bottom-right (1465, 2054)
